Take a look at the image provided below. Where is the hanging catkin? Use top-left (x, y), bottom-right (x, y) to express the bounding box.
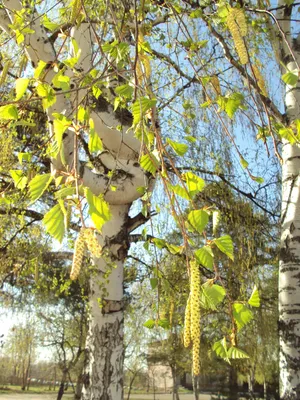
top-left (70, 229), bottom-right (86, 280)
top-left (82, 228), bottom-right (102, 258)
top-left (184, 295), bottom-right (191, 348)
top-left (184, 260), bottom-right (201, 375)
top-left (227, 8), bottom-right (248, 65)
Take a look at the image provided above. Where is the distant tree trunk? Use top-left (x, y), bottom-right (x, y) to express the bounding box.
top-left (74, 372), bottom-right (83, 400)
top-left (193, 374), bottom-right (200, 400)
top-left (57, 370), bottom-right (68, 400)
top-left (228, 367), bottom-right (239, 400)
top-left (171, 366), bottom-right (180, 400)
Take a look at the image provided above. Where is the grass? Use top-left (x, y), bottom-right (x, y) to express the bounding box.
top-left (0, 385), bottom-right (71, 395)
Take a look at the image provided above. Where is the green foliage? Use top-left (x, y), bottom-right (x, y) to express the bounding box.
top-left (248, 285), bottom-right (260, 308)
top-left (187, 209), bottom-right (209, 233)
top-left (233, 303), bottom-right (253, 331)
top-left (85, 188), bottom-right (111, 231)
top-left (43, 203), bottom-right (65, 242)
top-left (28, 174), bottom-right (53, 204)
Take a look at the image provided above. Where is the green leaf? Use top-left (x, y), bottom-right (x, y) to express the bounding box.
top-left (282, 70), bottom-right (298, 87)
top-left (183, 172), bottom-right (205, 198)
top-left (36, 83), bottom-right (56, 110)
top-left (152, 238), bottom-right (166, 249)
top-left (227, 346), bottom-right (249, 359)
top-left (143, 319), bottom-right (156, 329)
top-left (140, 153), bottom-right (160, 176)
top-left (217, 93), bottom-right (244, 119)
top-left (132, 97), bottom-right (156, 125)
top-left (42, 15), bottom-right (60, 31)
top-left (150, 278), bottom-right (158, 290)
top-left (240, 157), bottom-right (248, 169)
top-left (52, 113), bottom-right (72, 151)
top-left (187, 209), bottom-right (209, 234)
top-left (213, 338), bottom-right (229, 362)
top-left (214, 235), bottom-right (234, 260)
top-left (17, 152), bottom-right (32, 165)
top-left (278, 127), bottom-right (298, 144)
top-left (88, 118), bottom-right (103, 153)
top-left (166, 243), bottom-right (182, 255)
top-left (10, 170), bottom-right (27, 190)
top-left (166, 138), bottom-right (188, 156)
top-left (115, 84), bottom-right (134, 99)
top-left (158, 319), bottom-right (170, 329)
top-left (28, 173), bottom-right (53, 204)
top-left (15, 78), bottom-right (29, 100)
top-left (233, 303), bottom-right (253, 331)
top-left (85, 187), bottom-right (111, 231)
top-left (0, 104), bottom-right (18, 120)
top-left (167, 183), bottom-right (190, 200)
top-left (43, 204), bottom-right (65, 242)
top-left (54, 186), bottom-right (76, 199)
top-left (248, 285), bottom-right (260, 307)
top-left (195, 246), bottom-right (214, 270)
top-left (34, 60), bottom-right (47, 79)
top-left (200, 281), bottom-right (226, 310)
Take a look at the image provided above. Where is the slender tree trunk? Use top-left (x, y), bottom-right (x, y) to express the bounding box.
top-left (192, 374), bottom-right (199, 400)
top-left (171, 366), bottom-right (180, 400)
top-left (57, 370), bottom-right (68, 400)
top-left (278, 2), bottom-right (300, 398)
top-left (81, 205), bottom-right (130, 400)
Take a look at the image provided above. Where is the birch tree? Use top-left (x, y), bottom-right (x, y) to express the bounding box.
top-left (0, 0), bottom-right (299, 399)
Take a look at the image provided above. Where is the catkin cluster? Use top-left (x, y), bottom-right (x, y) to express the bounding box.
top-left (82, 228), bottom-right (102, 258)
top-left (70, 228), bottom-right (102, 280)
top-left (252, 65), bottom-right (267, 96)
top-left (184, 260), bottom-right (201, 376)
top-left (70, 229), bottom-right (86, 280)
top-left (227, 8), bottom-right (248, 65)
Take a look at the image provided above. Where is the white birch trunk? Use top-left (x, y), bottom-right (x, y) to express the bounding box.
top-left (278, 2), bottom-right (300, 397)
top-left (82, 205), bottom-right (130, 400)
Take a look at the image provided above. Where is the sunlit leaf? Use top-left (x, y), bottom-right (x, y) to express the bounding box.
top-left (227, 346), bottom-right (249, 359)
top-left (0, 104), bottom-right (18, 120)
top-left (10, 170), bottom-right (27, 190)
top-left (143, 319), bottom-right (156, 329)
top-left (233, 303), bottom-right (253, 331)
top-left (214, 235), bottom-right (234, 260)
top-left (195, 246), bottom-right (214, 270)
top-left (15, 78), bottom-right (29, 100)
top-left (85, 187), bottom-right (111, 231)
top-left (166, 138), bottom-right (188, 156)
top-left (248, 285), bottom-right (260, 307)
top-left (43, 204), bottom-right (65, 242)
top-left (29, 173), bottom-right (53, 204)
top-left (187, 210), bottom-right (209, 233)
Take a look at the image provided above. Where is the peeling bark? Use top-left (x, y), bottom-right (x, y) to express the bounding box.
top-left (278, 1), bottom-right (300, 398)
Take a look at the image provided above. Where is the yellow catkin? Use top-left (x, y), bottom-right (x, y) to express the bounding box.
top-left (70, 230), bottom-right (86, 280)
top-left (227, 8), bottom-right (248, 65)
top-left (252, 65), bottom-right (267, 96)
top-left (211, 75), bottom-right (221, 96)
top-left (184, 295), bottom-right (191, 348)
top-left (0, 61), bottom-right (11, 86)
top-left (190, 260), bottom-right (201, 376)
top-left (82, 228), bottom-right (102, 258)
top-left (70, 0), bottom-right (81, 23)
top-left (64, 203), bottom-right (71, 231)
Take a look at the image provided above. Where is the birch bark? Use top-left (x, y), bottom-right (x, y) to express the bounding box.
top-left (278, 2), bottom-right (300, 398)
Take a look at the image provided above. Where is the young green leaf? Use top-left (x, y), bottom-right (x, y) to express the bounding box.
top-left (140, 153), bottom-right (160, 176)
top-left (200, 281), bottom-right (226, 310)
top-left (88, 118), bottom-right (103, 153)
top-left (195, 246), bottom-right (214, 270)
top-left (227, 346), bottom-right (249, 359)
top-left (248, 285), bottom-right (260, 307)
top-left (213, 338), bottom-right (229, 363)
top-left (0, 104), bottom-right (18, 120)
top-left (158, 319), bottom-right (170, 329)
top-left (43, 204), bottom-right (65, 243)
top-left (233, 303), bottom-right (253, 331)
top-left (187, 209), bottom-right (209, 233)
top-left (143, 319), bottom-right (156, 329)
top-left (132, 97), bottom-right (156, 125)
top-left (282, 70), bottom-right (298, 87)
top-left (15, 78), bottom-right (29, 100)
top-left (213, 235), bottom-right (234, 260)
top-left (85, 188), bottom-right (111, 231)
top-left (166, 138), bottom-right (188, 156)
top-left (183, 172), bottom-right (205, 198)
top-left (10, 170), bottom-right (27, 190)
top-left (28, 173), bottom-right (53, 204)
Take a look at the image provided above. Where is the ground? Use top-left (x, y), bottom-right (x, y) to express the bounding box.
top-left (0, 393), bottom-right (218, 400)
